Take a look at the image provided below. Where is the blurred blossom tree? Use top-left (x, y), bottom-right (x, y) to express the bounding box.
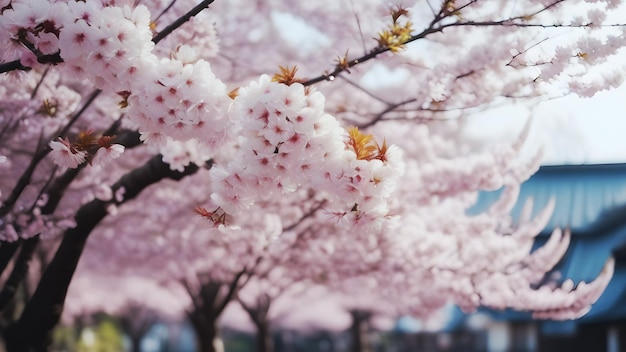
top-left (0, 0), bottom-right (624, 351)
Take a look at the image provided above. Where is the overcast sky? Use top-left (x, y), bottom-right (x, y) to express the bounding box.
top-left (463, 82), bottom-right (626, 166)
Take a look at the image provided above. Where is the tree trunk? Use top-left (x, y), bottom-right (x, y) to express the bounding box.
top-left (349, 309), bottom-right (373, 352)
top-left (255, 317), bottom-right (272, 352)
top-left (183, 274), bottom-right (246, 352)
top-left (130, 335), bottom-right (142, 352)
top-left (240, 294), bottom-right (273, 352)
top-left (188, 310), bottom-right (223, 352)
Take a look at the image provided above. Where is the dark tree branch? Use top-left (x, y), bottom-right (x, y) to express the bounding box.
top-left (183, 279), bottom-right (203, 312)
top-left (0, 89), bottom-right (101, 219)
top-left (0, 60), bottom-right (30, 74)
top-left (238, 293), bottom-right (271, 325)
top-left (154, 0), bottom-right (179, 23)
top-left (152, 0), bottom-right (216, 44)
top-left (57, 89), bottom-right (101, 139)
top-left (358, 98), bottom-right (418, 129)
top-left (0, 242), bottom-right (20, 279)
top-left (0, 141), bottom-right (48, 219)
top-left (0, 237), bottom-right (40, 313)
top-left (0, 117), bottom-right (19, 145)
top-left (238, 294), bottom-right (273, 352)
top-left (30, 66), bottom-right (51, 99)
top-left (215, 268), bottom-right (247, 317)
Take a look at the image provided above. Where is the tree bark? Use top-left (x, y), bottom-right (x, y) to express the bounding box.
top-left (130, 336), bottom-right (141, 352)
top-left (188, 308), bottom-right (224, 352)
top-left (3, 155), bottom-right (200, 352)
top-left (0, 242), bottom-right (20, 277)
top-left (255, 317), bottom-right (272, 352)
top-left (349, 309), bottom-right (373, 352)
top-left (241, 294), bottom-right (273, 352)
top-left (0, 238), bottom-right (39, 312)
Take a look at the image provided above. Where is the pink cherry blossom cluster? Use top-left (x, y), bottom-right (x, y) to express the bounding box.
top-left (209, 75), bottom-right (404, 229)
top-left (0, 0), bottom-right (67, 65)
top-left (126, 56), bottom-right (233, 153)
top-left (56, 2), bottom-right (154, 90)
top-left (55, 1), bottom-right (233, 158)
top-left (48, 136), bottom-right (125, 169)
top-left (0, 197), bottom-right (77, 242)
top-left (0, 0), bottom-right (234, 169)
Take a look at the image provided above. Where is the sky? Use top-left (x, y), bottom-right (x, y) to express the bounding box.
top-left (464, 82), bottom-right (626, 165)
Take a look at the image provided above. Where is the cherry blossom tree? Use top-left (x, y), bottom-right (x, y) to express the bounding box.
top-left (0, 0), bottom-right (625, 351)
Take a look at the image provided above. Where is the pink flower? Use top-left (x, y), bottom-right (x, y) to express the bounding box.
top-left (48, 137), bottom-right (86, 168)
top-left (92, 144), bottom-right (125, 166)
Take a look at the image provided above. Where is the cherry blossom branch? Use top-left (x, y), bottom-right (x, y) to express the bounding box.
top-left (0, 42), bottom-right (64, 72)
top-left (30, 65), bottom-right (52, 99)
top-left (358, 98), bottom-right (418, 129)
top-left (0, 0), bottom-right (216, 74)
top-left (57, 89), bottom-right (101, 139)
top-left (3, 155), bottom-right (200, 351)
top-left (1, 0), bottom-right (220, 216)
top-left (182, 280), bottom-right (202, 312)
top-left (0, 136), bottom-right (48, 219)
top-left (215, 268), bottom-right (248, 317)
top-left (0, 117), bottom-right (19, 146)
top-left (449, 20), bottom-right (626, 30)
top-left (303, 0), bottom-right (624, 87)
top-left (238, 293), bottom-right (272, 352)
top-left (153, 0), bottom-right (179, 23)
top-left (301, 0), bottom-right (463, 86)
top-left (0, 59), bottom-right (29, 74)
top-left (0, 90), bottom-right (101, 219)
top-left (282, 200), bottom-right (326, 233)
top-left (357, 93), bottom-right (516, 128)
top-left (337, 75), bottom-right (389, 104)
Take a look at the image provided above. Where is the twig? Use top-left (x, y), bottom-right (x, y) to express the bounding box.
top-left (152, 0), bottom-right (216, 44)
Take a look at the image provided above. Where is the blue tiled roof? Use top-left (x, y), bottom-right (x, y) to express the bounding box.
top-left (468, 163), bottom-right (626, 326)
top-left (471, 163), bottom-right (626, 236)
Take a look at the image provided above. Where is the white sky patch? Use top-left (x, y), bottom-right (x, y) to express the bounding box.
top-left (539, 86), bottom-right (626, 164)
top-left (464, 83), bottom-right (626, 165)
top-left (360, 63), bottom-right (411, 90)
top-left (271, 12), bottom-right (332, 55)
